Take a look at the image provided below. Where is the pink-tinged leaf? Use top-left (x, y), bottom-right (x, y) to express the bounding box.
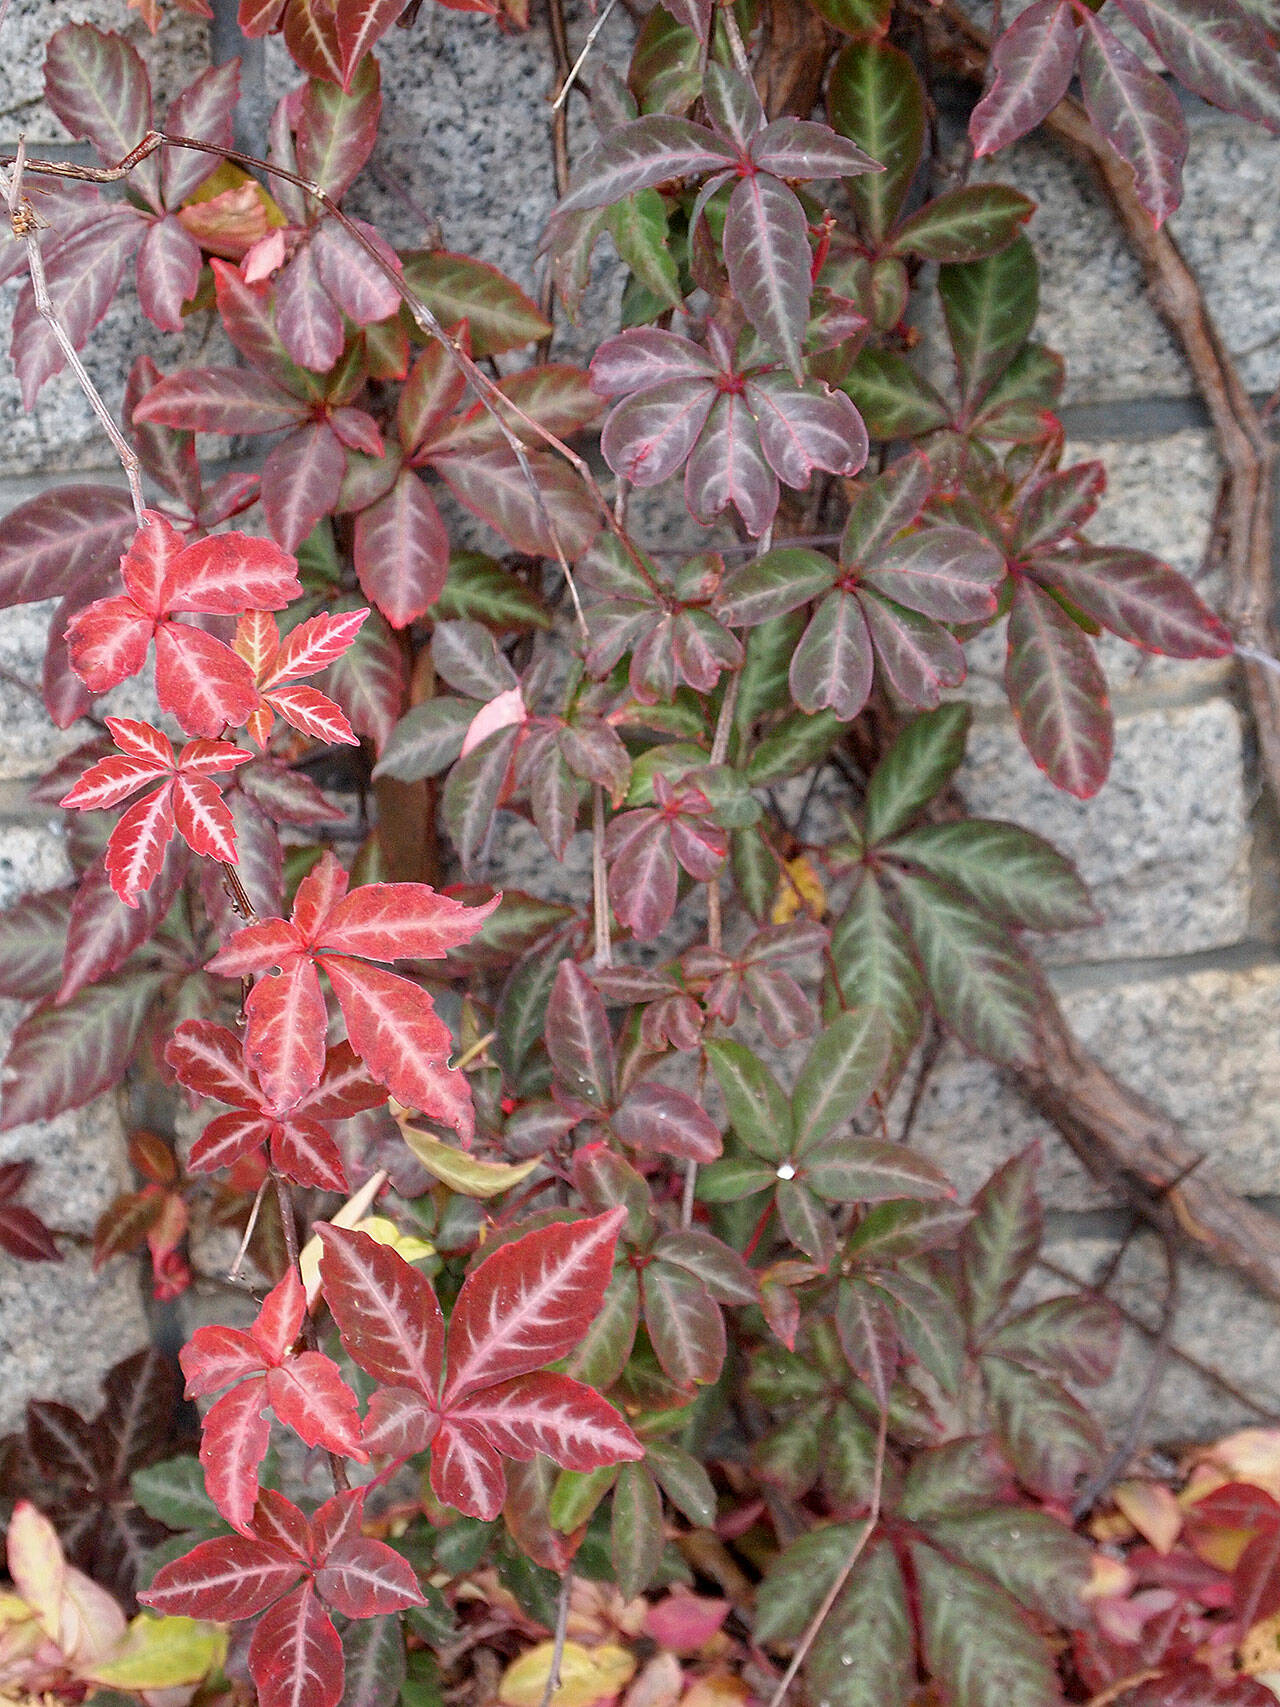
top-left (294, 849), bottom-right (350, 936)
top-left (1110, 0), bottom-right (1280, 131)
top-left (555, 116), bottom-right (736, 214)
top-left (248, 1582), bottom-right (344, 1707)
top-left (268, 609), bottom-right (370, 684)
top-left (60, 753), bottom-right (165, 811)
top-left (320, 881), bottom-right (499, 961)
top-left (353, 471), bottom-right (450, 629)
top-left (313, 1534), bottom-right (423, 1616)
top-left (461, 686), bottom-right (527, 759)
top-left (643, 1263), bottom-right (726, 1385)
top-left (122, 511), bottom-right (185, 612)
top-left (127, 354), bottom-right (203, 511)
top-left (841, 451), bottom-right (934, 563)
top-left (263, 425), bottom-right (349, 552)
top-left (330, 407), bottom-right (385, 456)
top-left (211, 259), bottom-right (320, 392)
top-left (397, 344), bottom-right (469, 457)
top-left (606, 815), bottom-right (678, 939)
top-left (1077, 10), bottom-right (1188, 226)
top-left (283, 0), bottom-right (346, 83)
top-left (137, 215), bottom-right (202, 333)
top-left (0, 485), bottom-right (135, 609)
top-left (58, 841), bottom-right (186, 1004)
top-left (443, 1208), bottom-right (626, 1403)
top-left (1006, 575), bottom-right (1113, 798)
top-left (600, 379), bottom-right (716, 487)
top-left (244, 956), bottom-right (328, 1109)
top-left (190, 1109), bottom-right (270, 1172)
top-left (334, 0), bottom-right (408, 85)
top-left (452, 1371), bottom-right (642, 1468)
top-left (547, 961), bottom-right (616, 1110)
top-left (0, 889), bottom-right (74, 1003)
top-left (320, 955), bottom-right (472, 1135)
top-left (169, 1017), bottom-right (259, 1108)
top-left (429, 1420), bottom-right (507, 1520)
top-left (612, 1081), bottom-right (722, 1162)
top-left (0, 971), bottom-right (163, 1130)
top-left (297, 1043), bottom-right (388, 1120)
top-left (863, 526), bottom-right (1005, 621)
top-left (278, 244), bottom-right (347, 373)
top-left (751, 116), bottom-right (879, 179)
top-left (107, 786), bottom-right (177, 905)
top-left (312, 218), bottom-right (403, 323)
top-left (790, 591), bottom-right (874, 720)
top-left (745, 373), bottom-right (869, 489)
top-left (43, 24), bottom-right (161, 208)
top-left (65, 598), bottom-right (152, 694)
top-left (12, 212), bottom-right (144, 406)
top-left (135, 367), bottom-right (307, 435)
top-left (361, 1386), bottom-right (438, 1459)
top-left (399, 249), bottom-right (550, 358)
top-left (297, 54), bottom-right (382, 200)
top-left (207, 916), bottom-right (305, 979)
top-left (155, 623), bottom-right (260, 738)
top-left (318, 1223), bottom-right (445, 1395)
top-left (178, 737), bottom-right (254, 776)
top-left (174, 532), bottom-right (302, 615)
top-left (272, 1118), bottom-right (348, 1190)
top-left (1029, 547), bottom-right (1232, 657)
top-left (239, 762), bottom-right (344, 828)
top-left (860, 593), bottom-right (964, 707)
top-left (173, 774), bottom-right (238, 860)
top-left (724, 174), bottom-right (812, 382)
top-left (267, 684), bottom-right (358, 745)
top-left (433, 446), bottom-right (600, 561)
top-left (141, 1533), bottom-right (302, 1620)
top-left (178, 1320), bottom-right (264, 1396)
top-left (323, 608), bottom-right (407, 752)
top-left (589, 329), bottom-right (719, 397)
top-left (43, 600), bottom-right (94, 728)
top-left (162, 60), bottom-right (241, 205)
top-left (199, 1380), bottom-right (273, 1532)
top-left (267, 1354), bottom-right (366, 1457)
top-left (686, 392), bottom-right (779, 538)
top-left (970, 0), bottom-right (1079, 155)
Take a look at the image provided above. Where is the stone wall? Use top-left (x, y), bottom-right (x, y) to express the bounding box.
top-left (2, 0), bottom-right (1279, 1445)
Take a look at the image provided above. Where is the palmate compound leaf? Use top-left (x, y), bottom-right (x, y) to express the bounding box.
top-left (319, 1214), bottom-right (642, 1521)
top-left (804, 1540), bottom-right (916, 1707)
top-left (911, 1540), bottom-right (1065, 1707)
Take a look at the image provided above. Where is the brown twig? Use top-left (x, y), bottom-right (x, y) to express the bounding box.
top-left (538, 1566), bottom-right (575, 1707)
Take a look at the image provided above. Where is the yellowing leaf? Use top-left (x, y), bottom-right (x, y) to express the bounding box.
top-left (402, 1129), bottom-right (539, 1198)
top-left (358, 1214), bottom-right (436, 1263)
top-left (1189, 1429), bottom-right (1280, 1500)
top-left (682, 1671), bottom-right (752, 1707)
top-left (87, 1614), bottom-right (226, 1690)
top-left (1112, 1480), bottom-right (1183, 1554)
top-left (499, 1641), bottom-right (637, 1707)
top-left (772, 856), bottom-right (825, 925)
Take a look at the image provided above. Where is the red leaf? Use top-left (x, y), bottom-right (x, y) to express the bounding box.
top-left (43, 25), bottom-right (159, 203)
top-left (320, 955), bottom-right (472, 1135)
top-left (1005, 575), bottom-right (1113, 797)
top-left (318, 1224), bottom-right (445, 1395)
top-left (173, 773), bottom-right (238, 861)
top-left (297, 1042), bottom-right (388, 1120)
top-left (58, 840), bottom-right (187, 1003)
top-left (334, 0), bottom-right (408, 86)
top-left (353, 471), bottom-right (450, 629)
top-left (428, 1420), bottom-right (507, 1521)
top-left (450, 1372), bottom-right (642, 1470)
top-left (191, 1109), bottom-right (270, 1172)
top-left (278, 243), bottom-right (346, 372)
top-left (319, 882), bottom-right (500, 962)
top-left (64, 597), bottom-right (152, 694)
top-left (267, 683), bottom-right (359, 745)
top-left (172, 533), bottom-right (302, 615)
top-left (272, 1119), bottom-right (349, 1190)
top-left (0, 484), bottom-right (135, 609)
top-left (255, 1267), bottom-right (308, 1360)
top-left (267, 609), bottom-right (370, 685)
top-left (107, 786), bottom-right (177, 906)
top-left (154, 622), bottom-right (260, 737)
top-left (546, 961), bottom-right (616, 1110)
top-left (361, 1387), bottom-right (438, 1459)
top-left (244, 956), bottom-right (329, 1109)
top-left (135, 366), bottom-right (308, 434)
top-left (0, 1205), bottom-right (61, 1262)
top-left (248, 1581), bottom-right (344, 1707)
top-left (313, 1531), bottom-right (423, 1616)
top-left (443, 1209), bottom-right (625, 1404)
top-left (162, 61), bottom-right (241, 205)
top-left (263, 423), bottom-right (348, 552)
top-left (199, 1380), bottom-right (274, 1532)
top-left (181, 1323), bottom-right (264, 1395)
top-left (141, 1533), bottom-right (302, 1619)
top-left (970, 0), bottom-right (1079, 156)
top-left (1077, 9), bottom-right (1188, 226)
top-left (137, 215), bottom-right (202, 332)
top-left (1029, 547), bottom-right (1232, 658)
top-left (267, 1354), bottom-right (366, 1458)
top-left (12, 211), bottom-right (144, 406)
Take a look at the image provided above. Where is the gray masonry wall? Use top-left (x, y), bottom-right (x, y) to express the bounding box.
top-left (2, 0), bottom-right (1279, 1446)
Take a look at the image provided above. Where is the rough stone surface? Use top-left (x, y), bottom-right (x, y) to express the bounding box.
top-left (960, 698), bottom-right (1252, 963)
top-left (903, 958), bottom-right (1280, 1204)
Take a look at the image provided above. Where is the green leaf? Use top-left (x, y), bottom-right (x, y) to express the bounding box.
top-left (808, 0), bottom-right (891, 34)
top-left (890, 868), bottom-right (1040, 1064)
top-left (644, 1440), bottom-right (717, 1528)
top-left (608, 189), bottom-right (684, 309)
top-left (374, 698), bottom-right (474, 783)
top-left (986, 1295), bottom-right (1122, 1385)
top-left (822, 1400), bottom-right (880, 1504)
top-left (911, 1541), bottom-right (1064, 1707)
top-left (440, 723), bottom-right (521, 871)
top-left (549, 1465), bottom-right (618, 1532)
top-left (982, 1354), bottom-right (1106, 1502)
top-left (705, 1039), bottom-right (794, 1161)
top-left (611, 1463), bottom-right (665, 1598)
top-left (925, 1508), bottom-right (1092, 1627)
top-left (870, 1266), bottom-right (965, 1393)
top-left (843, 348), bottom-right (951, 440)
top-left (792, 1008), bottom-right (891, 1152)
top-left (745, 709), bottom-right (843, 784)
top-left (961, 1148), bottom-right (1043, 1336)
top-left (400, 1130), bottom-right (539, 1198)
top-left (755, 1522), bottom-right (863, 1645)
top-left (717, 547), bottom-right (836, 628)
top-left (696, 1153), bottom-right (776, 1201)
top-left (732, 824), bottom-right (778, 920)
top-left (435, 551), bottom-right (552, 629)
top-left (495, 930), bottom-right (569, 1092)
top-left (891, 185), bottom-right (1035, 262)
top-left (939, 234), bottom-right (1038, 409)
top-left (340, 1615), bottom-right (407, 1707)
top-left (972, 342), bottom-right (1064, 439)
top-left (885, 819), bottom-right (1096, 932)
top-left (827, 40), bottom-right (926, 243)
top-left (564, 1270), bottom-right (640, 1388)
top-left (0, 971), bottom-right (165, 1129)
top-left (131, 1457), bottom-right (218, 1531)
top-left (901, 1437), bottom-right (1012, 1523)
top-left (864, 704), bottom-right (970, 845)
top-left (400, 250), bottom-right (552, 357)
top-left (806, 1541), bottom-right (915, 1707)
top-left (735, 611), bottom-right (808, 727)
top-left (777, 1178), bottom-right (836, 1267)
top-left (804, 1137), bottom-right (953, 1204)
top-left (846, 1200), bottom-right (972, 1264)
top-left (628, 4), bottom-right (702, 114)
top-left (752, 1409), bottom-right (826, 1497)
top-left (829, 874), bottom-right (925, 1076)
